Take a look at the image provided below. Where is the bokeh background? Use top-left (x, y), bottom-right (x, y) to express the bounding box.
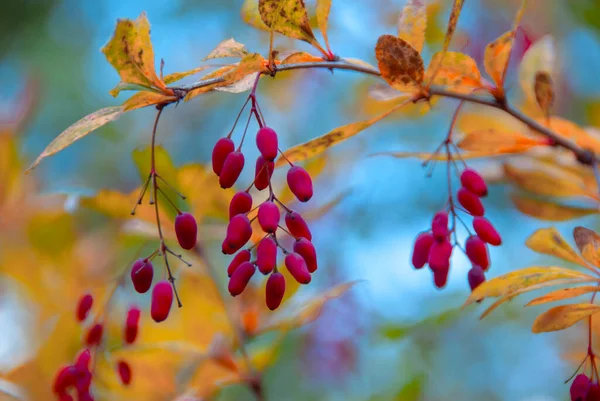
top-left (2, 0), bottom-right (600, 400)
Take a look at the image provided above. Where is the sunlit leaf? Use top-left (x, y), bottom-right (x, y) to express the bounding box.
top-left (540, 117), bottom-right (600, 154)
top-left (215, 73), bottom-right (259, 94)
top-left (534, 71), bottom-right (554, 118)
top-left (280, 52), bottom-right (324, 64)
top-left (424, 52), bottom-right (482, 92)
top-left (184, 66), bottom-right (237, 102)
top-left (316, 0), bottom-right (333, 54)
top-left (80, 188), bottom-right (163, 223)
top-left (518, 35), bottom-right (556, 110)
top-left (503, 163), bottom-right (590, 198)
top-left (397, 0), bottom-right (427, 53)
top-left (526, 286), bottom-right (600, 307)
top-left (512, 194), bottom-right (598, 222)
top-left (573, 226), bottom-right (600, 269)
top-left (525, 227), bottom-right (588, 266)
top-left (532, 304), bottom-right (600, 333)
top-left (163, 66), bottom-right (212, 85)
top-left (177, 164), bottom-right (232, 222)
top-left (375, 34), bottom-right (424, 92)
top-left (241, 0), bottom-right (270, 31)
top-left (203, 38), bottom-right (249, 61)
top-left (371, 150), bottom-right (494, 161)
top-left (457, 128), bottom-right (544, 154)
top-left (222, 53), bottom-right (267, 84)
top-left (123, 91), bottom-right (177, 111)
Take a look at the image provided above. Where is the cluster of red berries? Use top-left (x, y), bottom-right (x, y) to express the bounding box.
top-left (571, 374), bottom-right (600, 401)
top-left (411, 168), bottom-right (502, 290)
top-left (212, 125), bottom-right (317, 310)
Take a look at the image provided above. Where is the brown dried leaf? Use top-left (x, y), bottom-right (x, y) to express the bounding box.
top-left (375, 34), bottom-right (424, 92)
top-left (534, 71), bottom-right (554, 118)
top-left (573, 227), bottom-right (600, 269)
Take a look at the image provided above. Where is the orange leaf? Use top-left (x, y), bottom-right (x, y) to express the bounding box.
top-left (532, 304), bottom-right (600, 333)
top-left (280, 52), bottom-right (324, 64)
top-left (503, 162), bottom-right (590, 198)
top-left (397, 0), bottom-right (427, 54)
top-left (375, 35), bottom-right (424, 92)
top-left (123, 91), bottom-right (177, 111)
top-left (457, 128), bottom-right (543, 154)
top-left (222, 53), bottom-right (267, 84)
top-left (316, 0), bottom-right (333, 54)
top-left (525, 227), bottom-right (588, 267)
top-left (512, 194), bottom-right (598, 222)
top-left (526, 286), bottom-right (600, 307)
top-left (541, 117), bottom-right (600, 154)
top-left (184, 66), bottom-right (237, 101)
top-left (425, 51), bottom-right (483, 93)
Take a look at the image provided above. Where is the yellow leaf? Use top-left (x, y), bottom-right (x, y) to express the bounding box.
top-left (222, 53), bottom-right (267, 84)
top-left (102, 12), bottom-right (168, 97)
top-left (503, 163), bottom-right (590, 198)
top-left (526, 286), bottom-right (600, 307)
top-left (163, 66), bottom-right (212, 85)
top-left (203, 38), bottom-right (249, 61)
top-left (511, 194), bottom-right (598, 222)
top-left (534, 71), bottom-right (554, 118)
top-left (79, 188), bottom-right (169, 224)
top-left (518, 35), bottom-right (556, 111)
top-left (316, 0), bottom-right (333, 54)
top-left (457, 128), bottom-right (544, 154)
top-left (375, 34), bottom-right (424, 92)
top-left (26, 106), bottom-right (123, 172)
top-left (397, 0), bottom-right (427, 54)
top-left (177, 164), bottom-right (232, 222)
top-left (425, 52), bottom-right (482, 92)
top-left (123, 91), bottom-right (177, 111)
top-left (573, 226), bottom-right (600, 269)
top-left (281, 52), bottom-right (324, 64)
top-left (241, 0), bottom-right (269, 31)
top-left (184, 66), bottom-right (236, 102)
top-left (371, 150), bottom-right (492, 161)
top-left (532, 304), bottom-right (600, 333)
top-left (525, 227), bottom-right (588, 266)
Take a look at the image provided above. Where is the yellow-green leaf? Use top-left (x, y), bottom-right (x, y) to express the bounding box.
top-left (397, 0), bottom-right (427, 54)
top-left (203, 38), bottom-right (249, 61)
top-left (316, 0), bottom-right (333, 54)
top-left (424, 51), bottom-right (482, 92)
top-left (525, 227), bottom-right (588, 266)
top-left (26, 106), bottom-right (124, 172)
top-left (573, 226), bottom-right (600, 269)
top-left (258, 0), bottom-right (321, 50)
top-left (458, 129), bottom-right (543, 154)
top-left (526, 286), bottom-right (600, 307)
top-left (375, 34), bottom-right (424, 92)
top-left (503, 163), bottom-right (589, 198)
top-left (511, 194), bottom-right (598, 222)
top-left (123, 91), bottom-right (177, 111)
top-left (531, 303), bottom-right (600, 333)
top-left (163, 66), bottom-right (212, 85)
top-left (241, 0), bottom-right (270, 31)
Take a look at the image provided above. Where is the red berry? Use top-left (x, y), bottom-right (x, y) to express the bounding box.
top-left (229, 191), bottom-right (252, 219)
top-left (219, 151), bottom-right (245, 189)
top-left (256, 236), bottom-right (277, 274)
top-left (431, 211), bottom-right (449, 239)
top-left (256, 126), bottom-right (279, 161)
top-left (285, 211), bottom-right (312, 240)
top-left (433, 265), bottom-right (449, 289)
top-left (586, 383), bottom-right (600, 401)
top-left (287, 165), bottom-right (313, 202)
top-left (457, 187), bottom-right (485, 216)
top-left (222, 214), bottom-right (253, 254)
top-left (117, 360), bottom-right (132, 386)
top-left (75, 369), bottom-right (92, 396)
top-left (175, 212), bottom-right (197, 250)
top-left (53, 366), bottom-right (77, 394)
top-left (460, 168), bottom-right (488, 197)
top-left (428, 240), bottom-right (452, 272)
top-left (125, 307), bottom-right (141, 344)
top-left (228, 249), bottom-right (251, 277)
top-left (78, 393), bottom-right (93, 401)
top-left (266, 272), bottom-right (286, 310)
top-left (130, 259), bottom-right (154, 294)
top-left (212, 137), bottom-right (235, 176)
top-left (76, 293), bottom-right (93, 322)
top-left (293, 238), bottom-right (317, 273)
top-left (285, 252), bottom-right (311, 284)
top-left (85, 323), bottom-right (103, 346)
top-left (151, 281), bottom-right (173, 323)
top-left (254, 155), bottom-right (274, 191)
top-left (75, 349), bottom-right (91, 372)
top-left (412, 232), bottom-right (434, 269)
top-left (468, 265), bottom-right (486, 291)
top-left (228, 261), bottom-right (256, 296)
top-left (571, 374), bottom-right (591, 401)
top-left (472, 217), bottom-right (502, 246)
top-left (258, 201), bottom-right (280, 233)
top-left (465, 236), bottom-right (490, 270)
top-left (59, 394), bottom-right (75, 401)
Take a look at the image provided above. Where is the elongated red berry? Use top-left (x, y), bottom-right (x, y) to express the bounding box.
top-left (256, 236), bottom-right (277, 274)
top-left (222, 214), bottom-right (253, 254)
top-left (212, 137), bottom-right (235, 176)
top-left (86, 323), bottom-right (103, 346)
top-left (228, 249), bottom-right (251, 277)
top-left (472, 217), bottom-right (501, 246)
top-left (229, 191), bottom-right (252, 219)
top-left (130, 259), bottom-right (154, 294)
top-left (412, 232), bottom-right (434, 269)
top-left (75, 349), bottom-right (91, 372)
top-left (59, 394), bottom-right (75, 401)
top-left (433, 265), bottom-right (450, 289)
top-left (175, 212), bottom-right (197, 250)
top-left (587, 383), bottom-right (600, 401)
top-left (256, 127), bottom-right (278, 161)
top-left (285, 211), bottom-right (312, 240)
top-left (287, 166), bottom-right (313, 202)
top-left (468, 265), bottom-right (486, 291)
top-left (293, 238), bottom-right (317, 273)
top-left (457, 187), bottom-right (485, 216)
top-left (571, 374), bottom-right (591, 401)
top-left (151, 281), bottom-right (173, 323)
top-left (254, 155), bottom-right (274, 191)
top-left (431, 211), bottom-right (449, 239)
top-left (428, 240), bottom-right (452, 272)
top-left (75, 370), bottom-right (92, 397)
top-left (53, 366), bottom-right (77, 394)
top-left (258, 201), bottom-right (280, 233)
top-left (117, 360), bottom-right (132, 386)
top-left (465, 236), bottom-right (490, 270)
top-left (461, 168), bottom-right (488, 197)
top-left (125, 307), bottom-right (141, 344)
top-left (285, 252), bottom-right (311, 284)
top-left (219, 151), bottom-right (245, 189)
top-left (228, 261), bottom-right (256, 296)
top-left (266, 272), bottom-right (286, 310)
top-left (76, 293), bottom-right (93, 322)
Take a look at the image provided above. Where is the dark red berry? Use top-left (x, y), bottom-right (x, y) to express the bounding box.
top-left (258, 201), bottom-right (280, 233)
top-left (287, 165), bottom-right (313, 202)
top-left (293, 238), bottom-right (317, 273)
top-left (151, 281), bottom-right (173, 323)
top-left (266, 272), bottom-right (286, 310)
top-left (75, 349), bottom-right (91, 372)
top-left (86, 323), bottom-right (103, 346)
top-left (175, 212), bottom-right (197, 250)
top-left (431, 211), bottom-right (449, 239)
top-left (75, 370), bottom-right (92, 399)
top-left (465, 236), bottom-right (490, 270)
top-left (285, 252), bottom-right (311, 284)
top-left (472, 217), bottom-right (502, 246)
top-left (78, 392), bottom-right (93, 401)
top-left (219, 151), bottom-right (245, 189)
top-left (428, 240), bottom-right (452, 272)
top-left (130, 259), bottom-right (154, 294)
top-left (460, 168), bottom-right (488, 197)
top-left (457, 187), bottom-right (485, 216)
top-left (468, 265), bottom-right (486, 291)
top-left (433, 265), bottom-right (449, 289)
top-left (586, 383), bottom-right (600, 401)
top-left (228, 261), bottom-right (256, 296)
top-left (125, 307), bottom-right (141, 344)
top-left (571, 374), bottom-right (591, 401)
top-left (256, 126), bottom-right (279, 161)
top-left (412, 232), bottom-right (434, 269)
top-left (53, 366), bottom-right (77, 394)
top-left (212, 137), bottom-right (235, 176)
top-left (254, 155), bottom-right (274, 191)
top-left (256, 236), bottom-right (277, 274)
top-left (76, 293), bottom-right (93, 322)
top-left (229, 191), bottom-right (252, 219)
top-left (59, 394), bottom-right (75, 401)
top-left (222, 214), bottom-right (253, 254)
top-left (117, 360), bottom-right (132, 386)
top-left (228, 249), bottom-right (251, 277)
top-left (285, 211), bottom-right (312, 240)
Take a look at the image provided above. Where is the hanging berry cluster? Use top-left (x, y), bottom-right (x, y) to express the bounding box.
top-left (211, 74), bottom-right (318, 310)
top-left (570, 373), bottom-right (600, 401)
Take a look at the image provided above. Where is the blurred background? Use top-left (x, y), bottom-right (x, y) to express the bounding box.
top-left (2, 0), bottom-right (600, 400)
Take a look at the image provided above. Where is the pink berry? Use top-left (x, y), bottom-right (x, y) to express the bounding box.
top-left (428, 240), bottom-right (452, 272)
top-left (465, 236), bottom-right (490, 270)
top-left (571, 374), bottom-right (591, 401)
top-left (460, 168), bottom-right (488, 197)
top-left (151, 281), bottom-right (173, 323)
top-left (431, 211), bottom-right (449, 239)
top-left (285, 252), bottom-right (311, 284)
top-left (258, 201), bottom-right (280, 233)
top-left (75, 349), bottom-right (91, 371)
top-left (124, 307), bottom-right (141, 344)
top-left (468, 265), bottom-right (486, 291)
top-left (472, 217), bottom-right (502, 246)
top-left (76, 293), bottom-right (93, 322)
top-left (457, 187), bottom-right (485, 216)
top-left (256, 127), bottom-right (279, 161)
top-left (287, 165), bottom-right (313, 202)
top-left (229, 191), bottom-right (252, 219)
top-left (293, 238), bottom-right (317, 273)
top-left (53, 366), bottom-right (77, 394)
top-left (256, 236), bottom-right (277, 274)
top-left (85, 323), bottom-right (103, 346)
top-left (174, 212), bottom-right (197, 250)
top-left (266, 272), bottom-right (286, 310)
top-left (285, 211), bottom-right (312, 240)
top-left (228, 261), bottom-right (256, 296)
top-left (433, 265), bottom-right (449, 289)
top-left (254, 155), bottom-right (274, 191)
top-left (117, 360), bottom-right (132, 386)
top-left (222, 214), bottom-right (253, 254)
top-left (412, 232), bottom-right (434, 269)
top-left (130, 259), bottom-right (154, 294)
top-left (219, 151), bottom-right (245, 189)
top-left (228, 249), bottom-right (251, 277)
top-left (212, 137), bottom-right (235, 176)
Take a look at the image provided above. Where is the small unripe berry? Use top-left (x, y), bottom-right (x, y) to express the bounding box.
top-left (472, 217), bottom-right (502, 246)
top-left (457, 187), bottom-right (485, 216)
top-left (256, 236), bottom-right (277, 274)
top-left (219, 151), bottom-right (245, 189)
top-left (229, 191), bottom-right (252, 219)
top-left (130, 259), bottom-right (154, 294)
top-left (53, 366), bottom-right (77, 394)
top-left (254, 155), bottom-right (274, 191)
top-left (174, 212), bottom-right (197, 250)
top-left (266, 272), bottom-right (286, 310)
top-left (151, 281), bottom-right (173, 323)
top-left (85, 323), bottom-right (103, 346)
top-left (76, 293), bottom-right (93, 322)
top-left (256, 127), bottom-right (279, 161)
top-left (468, 265), bottom-right (486, 291)
top-left (222, 214), bottom-right (253, 254)
top-left (228, 249), bottom-right (251, 277)
top-left (293, 238), bottom-right (317, 273)
top-left (285, 252), bottom-right (311, 284)
top-left (460, 168), bottom-right (488, 197)
top-left (285, 211), bottom-right (312, 240)
top-left (228, 261), bottom-right (256, 296)
top-left (117, 360), bottom-right (132, 386)
top-left (125, 307), bottom-right (141, 344)
top-left (431, 211), bottom-right (449, 239)
top-left (287, 165), bottom-right (313, 202)
top-left (412, 232), bottom-right (434, 269)
top-left (571, 374), bottom-right (591, 401)
top-left (212, 137), bottom-right (235, 176)
top-left (258, 201), bottom-right (280, 233)
top-left (428, 240), bottom-right (452, 272)
top-left (465, 236), bottom-right (490, 270)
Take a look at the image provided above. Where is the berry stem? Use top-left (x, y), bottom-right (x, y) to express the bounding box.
top-left (156, 174), bottom-right (187, 200)
top-left (157, 186), bottom-right (182, 214)
top-left (228, 96), bottom-right (252, 138)
top-left (131, 173), bottom-right (152, 215)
